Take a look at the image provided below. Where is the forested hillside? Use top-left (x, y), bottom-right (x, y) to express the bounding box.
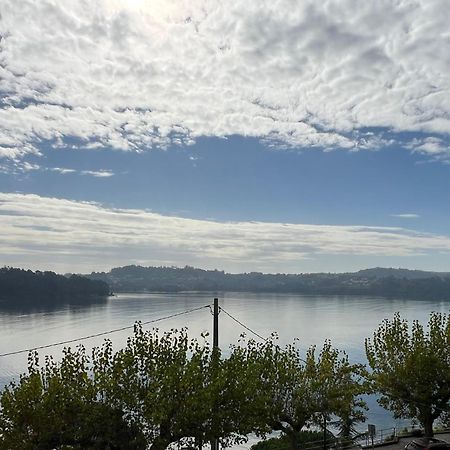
top-left (0, 267), bottom-right (110, 303)
top-left (88, 265), bottom-right (450, 299)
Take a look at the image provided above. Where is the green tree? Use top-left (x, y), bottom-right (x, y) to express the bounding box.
top-left (0, 347), bottom-right (145, 450)
top-left (230, 337), bottom-right (366, 450)
top-left (0, 326), bottom-right (255, 450)
top-left (92, 324), bottom-right (251, 450)
top-left (1, 326), bottom-right (367, 450)
top-left (365, 312), bottom-right (450, 437)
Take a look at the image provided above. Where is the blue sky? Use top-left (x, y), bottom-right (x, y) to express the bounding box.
top-left (4, 135), bottom-right (450, 231)
top-left (1, 0), bottom-right (450, 273)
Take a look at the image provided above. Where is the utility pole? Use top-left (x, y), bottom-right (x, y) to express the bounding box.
top-left (211, 297), bottom-right (219, 450)
top-left (213, 297), bottom-right (219, 349)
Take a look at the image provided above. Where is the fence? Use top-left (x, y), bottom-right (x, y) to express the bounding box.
top-left (355, 427), bottom-right (397, 448)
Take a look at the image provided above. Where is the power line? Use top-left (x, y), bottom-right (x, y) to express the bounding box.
top-left (220, 306), bottom-right (450, 416)
top-left (0, 304), bottom-right (210, 357)
top-left (220, 306), bottom-right (309, 364)
top-left (219, 306), bottom-right (267, 341)
top-left (2, 300), bottom-right (449, 418)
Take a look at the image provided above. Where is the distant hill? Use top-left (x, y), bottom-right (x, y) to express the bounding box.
top-left (0, 267), bottom-right (110, 304)
top-left (88, 265), bottom-right (450, 300)
top-left (355, 267), bottom-right (448, 279)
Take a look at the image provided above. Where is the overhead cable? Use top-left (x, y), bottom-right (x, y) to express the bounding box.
top-left (219, 306), bottom-right (268, 341)
top-left (220, 306), bottom-right (450, 415)
top-left (0, 304), bottom-right (210, 357)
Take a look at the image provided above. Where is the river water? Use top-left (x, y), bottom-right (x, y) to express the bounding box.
top-left (1, 292), bottom-right (449, 436)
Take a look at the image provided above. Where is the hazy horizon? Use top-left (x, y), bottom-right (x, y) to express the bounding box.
top-left (4, 263), bottom-right (449, 278)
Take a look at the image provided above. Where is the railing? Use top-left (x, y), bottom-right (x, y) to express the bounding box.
top-left (355, 427), bottom-right (397, 448)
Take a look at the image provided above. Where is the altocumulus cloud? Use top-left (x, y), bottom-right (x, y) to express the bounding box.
top-left (1, 0), bottom-right (450, 160)
top-left (1, 193), bottom-right (450, 273)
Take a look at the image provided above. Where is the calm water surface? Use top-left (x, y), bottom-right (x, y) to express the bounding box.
top-left (1, 292), bottom-right (449, 433)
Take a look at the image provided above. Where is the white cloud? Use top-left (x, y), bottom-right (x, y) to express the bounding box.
top-left (391, 213), bottom-right (420, 219)
top-left (0, 162), bottom-right (114, 177)
top-left (405, 137), bottom-right (450, 162)
top-left (1, 0), bottom-right (450, 160)
top-left (50, 167), bottom-right (77, 175)
top-left (81, 170), bottom-right (114, 177)
top-left (49, 167), bottom-right (115, 177)
top-left (0, 193), bottom-right (449, 273)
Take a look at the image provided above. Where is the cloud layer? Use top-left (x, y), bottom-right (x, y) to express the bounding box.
top-left (1, 193), bottom-right (449, 273)
top-left (1, 0), bottom-right (450, 160)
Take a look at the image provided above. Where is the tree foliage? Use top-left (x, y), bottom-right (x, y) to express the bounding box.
top-left (93, 324), bottom-right (250, 449)
top-left (0, 267), bottom-right (110, 303)
top-left (0, 347), bottom-right (145, 450)
top-left (0, 326), bottom-right (367, 450)
top-left (89, 265), bottom-right (450, 300)
top-left (229, 336), bottom-right (367, 450)
top-left (365, 312), bottom-right (450, 437)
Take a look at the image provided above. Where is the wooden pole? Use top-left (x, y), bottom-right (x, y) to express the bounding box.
top-left (211, 298), bottom-right (219, 450)
top-left (213, 297), bottom-right (219, 349)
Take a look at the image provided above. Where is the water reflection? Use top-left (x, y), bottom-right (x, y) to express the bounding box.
top-left (0, 296), bottom-right (108, 315)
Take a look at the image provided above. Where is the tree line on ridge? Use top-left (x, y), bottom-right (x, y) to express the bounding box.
top-left (0, 267), bottom-right (110, 303)
top-left (88, 265), bottom-right (450, 299)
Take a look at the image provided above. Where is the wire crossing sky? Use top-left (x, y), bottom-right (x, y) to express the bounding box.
top-left (1, 0), bottom-right (450, 273)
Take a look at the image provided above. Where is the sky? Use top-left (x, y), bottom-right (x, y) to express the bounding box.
top-left (1, 0), bottom-right (450, 274)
